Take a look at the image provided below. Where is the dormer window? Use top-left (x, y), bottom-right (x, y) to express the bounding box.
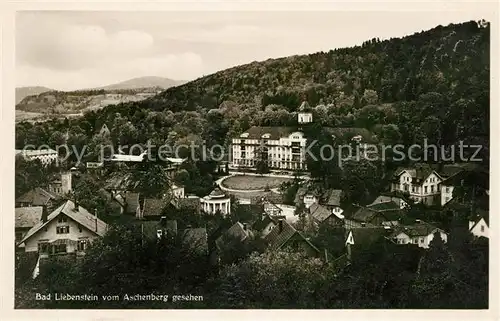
top-left (262, 133), bottom-right (271, 139)
top-left (240, 133), bottom-right (249, 138)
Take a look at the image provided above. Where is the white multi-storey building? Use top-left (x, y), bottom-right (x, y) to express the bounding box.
top-left (15, 148), bottom-right (58, 166)
top-left (231, 127), bottom-right (308, 170)
top-left (390, 165), bottom-right (443, 205)
top-left (231, 102), bottom-right (313, 171)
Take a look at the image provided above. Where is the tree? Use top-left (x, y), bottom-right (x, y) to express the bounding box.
top-left (341, 158), bottom-right (384, 204)
top-left (73, 176), bottom-right (118, 218)
top-left (362, 89), bottom-right (378, 105)
top-left (131, 163), bottom-right (170, 198)
top-left (409, 232), bottom-right (458, 308)
top-left (209, 250), bottom-right (333, 308)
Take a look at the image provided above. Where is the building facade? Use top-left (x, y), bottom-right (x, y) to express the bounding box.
top-left (231, 127), bottom-right (308, 170)
top-left (47, 172), bottom-right (72, 196)
top-left (390, 168), bottom-right (443, 205)
top-left (15, 149), bottom-right (58, 166)
top-left (18, 200), bottom-right (107, 257)
top-left (389, 221), bottom-right (448, 249)
top-left (469, 216), bottom-right (489, 239)
top-left (201, 188), bottom-right (231, 215)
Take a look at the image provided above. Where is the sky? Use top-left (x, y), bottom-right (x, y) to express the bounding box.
top-left (16, 10), bottom-right (488, 91)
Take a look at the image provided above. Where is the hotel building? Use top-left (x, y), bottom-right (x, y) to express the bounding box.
top-left (230, 102), bottom-right (313, 171)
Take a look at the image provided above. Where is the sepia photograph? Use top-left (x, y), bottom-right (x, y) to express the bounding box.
top-left (6, 3), bottom-right (494, 313)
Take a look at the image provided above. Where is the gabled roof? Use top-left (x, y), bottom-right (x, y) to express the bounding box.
top-left (19, 200), bottom-right (108, 244)
top-left (309, 203), bottom-right (334, 223)
top-left (389, 221), bottom-right (442, 238)
top-left (367, 201), bottom-right (400, 212)
top-left (142, 198), bottom-right (166, 217)
top-left (264, 220), bottom-right (319, 253)
top-left (264, 220), bottom-right (297, 250)
top-left (252, 213), bottom-right (277, 232)
top-left (15, 207), bottom-right (43, 229)
top-left (178, 196), bottom-right (202, 210)
top-left (350, 207), bottom-right (382, 223)
top-left (438, 165), bottom-right (465, 179)
top-left (369, 192), bottom-right (410, 206)
top-left (16, 187), bottom-right (57, 206)
top-left (439, 169), bottom-right (489, 189)
top-left (345, 227), bottom-right (386, 247)
top-left (395, 164), bottom-right (448, 185)
top-left (215, 222), bottom-right (253, 251)
top-left (321, 189), bottom-right (343, 207)
top-left (104, 172), bottom-right (135, 191)
top-left (469, 210), bottom-right (489, 230)
top-left (298, 101), bottom-right (310, 111)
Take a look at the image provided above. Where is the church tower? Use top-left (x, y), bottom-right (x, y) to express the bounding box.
top-left (297, 101), bottom-right (313, 125)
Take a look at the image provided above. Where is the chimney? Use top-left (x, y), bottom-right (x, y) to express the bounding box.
top-left (73, 195), bottom-right (79, 211)
top-left (41, 205), bottom-right (48, 223)
top-left (278, 219), bottom-right (284, 232)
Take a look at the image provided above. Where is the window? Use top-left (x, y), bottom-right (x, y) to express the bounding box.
top-left (446, 187), bottom-right (450, 193)
top-left (77, 240), bottom-right (88, 251)
top-left (481, 225), bottom-right (485, 232)
top-left (38, 242), bottom-right (49, 253)
top-left (424, 186), bottom-right (428, 193)
top-left (412, 186), bottom-right (415, 192)
top-left (54, 244), bottom-right (67, 254)
top-left (431, 185), bottom-right (434, 192)
top-left (78, 224), bottom-right (82, 233)
top-left (56, 226), bottom-right (70, 234)
top-left (58, 216), bottom-right (68, 223)
top-left (420, 238), bottom-right (424, 243)
top-left (15, 232), bottom-right (23, 241)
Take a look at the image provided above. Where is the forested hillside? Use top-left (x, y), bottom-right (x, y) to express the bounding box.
top-left (16, 20), bottom-right (490, 168)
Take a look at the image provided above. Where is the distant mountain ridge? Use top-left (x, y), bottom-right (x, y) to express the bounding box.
top-left (15, 76), bottom-right (185, 120)
top-left (93, 76), bottom-right (185, 91)
top-left (16, 86), bottom-right (53, 104)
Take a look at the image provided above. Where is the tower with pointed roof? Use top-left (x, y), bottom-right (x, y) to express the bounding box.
top-left (298, 101), bottom-right (313, 124)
